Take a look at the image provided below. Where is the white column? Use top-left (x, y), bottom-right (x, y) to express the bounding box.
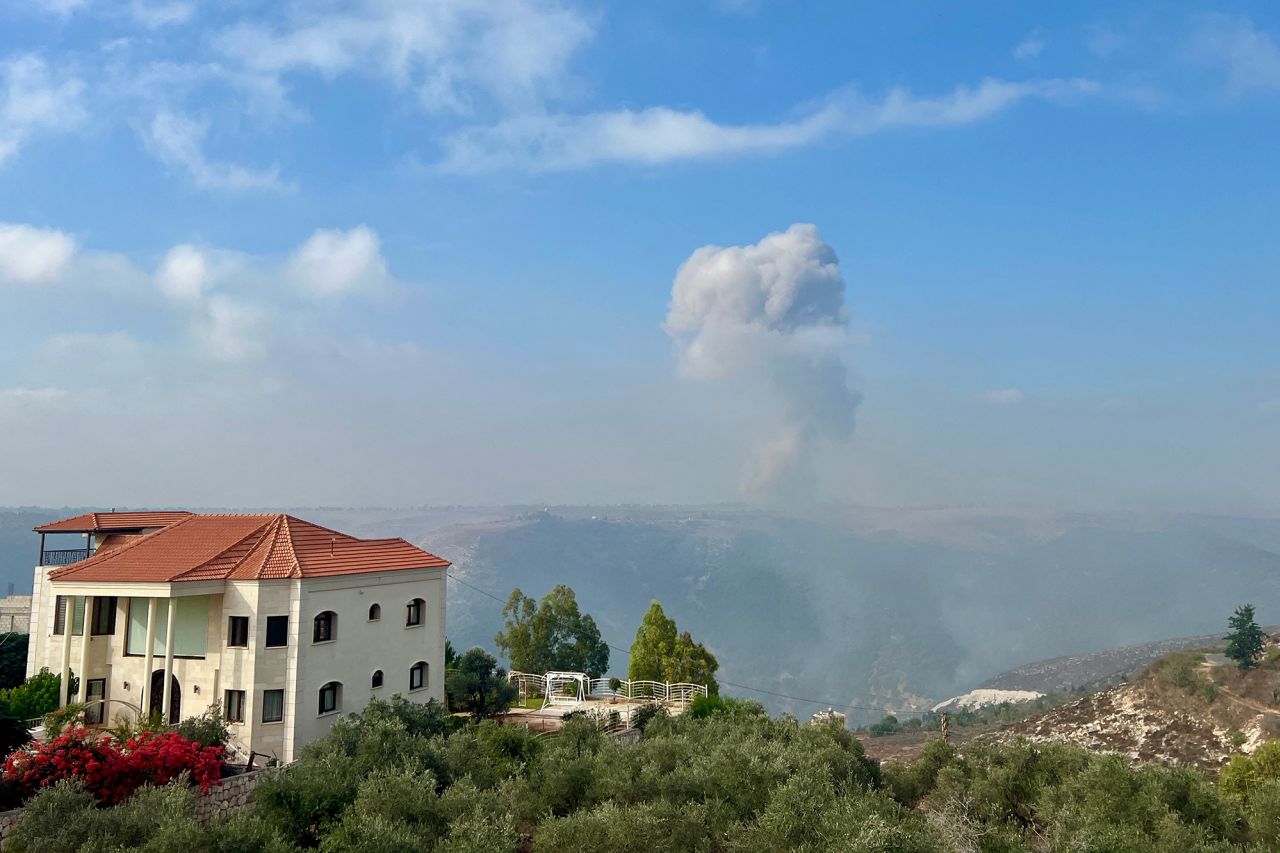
top-left (78, 596), bottom-right (94, 703)
top-left (161, 598), bottom-right (177, 722)
top-left (58, 596), bottom-right (73, 707)
top-left (140, 598), bottom-right (157, 715)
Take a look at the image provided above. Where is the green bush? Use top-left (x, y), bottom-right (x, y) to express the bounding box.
top-left (0, 669), bottom-right (68, 723)
top-left (177, 704), bottom-right (230, 749)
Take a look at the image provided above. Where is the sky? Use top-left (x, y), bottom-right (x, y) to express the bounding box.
top-left (0, 0), bottom-right (1278, 513)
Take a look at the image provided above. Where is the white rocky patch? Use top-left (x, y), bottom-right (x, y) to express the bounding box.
top-left (933, 688), bottom-right (1044, 712)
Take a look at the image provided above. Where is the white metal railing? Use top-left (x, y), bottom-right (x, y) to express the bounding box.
top-left (506, 672), bottom-right (708, 709)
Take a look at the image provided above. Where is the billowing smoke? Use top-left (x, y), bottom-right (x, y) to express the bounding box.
top-left (665, 224), bottom-right (860, 496)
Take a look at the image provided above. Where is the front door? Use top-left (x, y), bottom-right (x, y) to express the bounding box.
top-left (148, 670), bottom-right (181, 724)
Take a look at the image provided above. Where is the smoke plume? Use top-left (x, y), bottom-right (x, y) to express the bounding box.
top-left (665, 223), bottom-right (860, 496)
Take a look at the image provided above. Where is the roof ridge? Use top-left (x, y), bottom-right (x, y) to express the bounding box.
top-left (275, 515), bottom-right (302, 578)
top-left (47, 514), bottom-right (201, 579)
top-left (170, 516), bottom-right (278, 581)
top-left (281, 514), bottom-right (358, 540)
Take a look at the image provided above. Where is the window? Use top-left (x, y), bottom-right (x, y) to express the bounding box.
top-left (53, 596), bottom-right (85, 636)
top-left (262, 689), bottom-right (284, 723)
top-left (371, 670), bottom-right (383, 689)
top-left (85, 679), bottom-right (107, 725)
top-left (225, 689), bottom-right (246, 723)
top-left (265, 616), bottom-right (288, 648)
top-left (409, 661), bottom-right (427, 691)
top-left (313, 611), bottom-right (335, 643)
top-left (125, 597), bottom-right (209, 658)
top-left (318, 681), bottom-right (341, 715)
top-left (368, 603), bottom-right (381, 621)
top-left (90, 597), bottom-right (117, 636)
top-left (227, 616), bottom-right (249, 648)
top-left (405, 598), bottom-right (425, 627)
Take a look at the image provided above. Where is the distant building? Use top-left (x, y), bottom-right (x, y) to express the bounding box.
top-left (0, 595), bottom-right (31, 633)
top-left (810, 707), bottom-right (847, 727)
top-left (27, 511), bottom-right (449, 763)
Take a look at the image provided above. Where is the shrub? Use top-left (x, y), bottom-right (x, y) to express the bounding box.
top-left (41, 702), bottom-right (84, 738)
top-left (177, 704), bottom-right (230, 749)
top-left (0, 670), bottom-right (67, 723)
top-left (2, 727), bottom-right (222, 805)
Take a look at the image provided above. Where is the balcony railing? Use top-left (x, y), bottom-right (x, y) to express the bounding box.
top-left (41, 548), bottom-right (90, 566)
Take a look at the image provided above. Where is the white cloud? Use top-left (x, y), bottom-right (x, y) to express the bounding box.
top-left (1014, 30), bottom-right (1046, 60)
top-left (285, 225), bottom-right (392, 298)
top-left (977, 388), bottom-right (1025, 404)
top-left (129, 0), bottom-right (196, 28)
top-left (155, 243), bottom-right (210, 301)
top-left (214, 0), bottom-right (593, 115)
top-left (439, 76), bottom-right (1098, 172)
top-left (26, 0), bottom-right (89, 17)
top-left (144, 111), bottom-right (286, 192)
top-left (666, 224), bottom-right (859, 497)
top-left (0, 223), bottom-right (77, 284)
top-left (1192, 15), bottom-right (1280, 93)
top-left (1, 54), bottom-right (85, 165)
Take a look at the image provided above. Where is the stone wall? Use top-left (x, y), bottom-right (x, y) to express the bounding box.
top-left (0, 766), bottom-right (279, 847)
top-left (193, 766), bottom-right (278, 825)
top-left (0, 809), bottom-right (20, 850)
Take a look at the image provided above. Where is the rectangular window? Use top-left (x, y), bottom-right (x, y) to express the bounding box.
top-left (84, 679), bottom-right (107, 725)
top-left (53, 596), bottom-right (86, 636)
top-left (409, 661), bottom-right (426, 691)
top-left (262, 689), bottom-right (284, 723)
top-left (265, 616), bottom-right (288, 648)
top-left (225, 689), bottom-right (245, 723)
top-left (90, 597), bottom-right (117, 636)
top-left (313, 612), bottom-right (333, 643)
top-left (227, 616), bottom-right (249, 648)
top-left (125, 597), bottom-right (209, 658)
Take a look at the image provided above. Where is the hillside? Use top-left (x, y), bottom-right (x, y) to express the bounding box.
top-left (987, 649), bottom-right (1280, 772)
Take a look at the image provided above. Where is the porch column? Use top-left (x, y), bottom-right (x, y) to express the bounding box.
top-left (161, 598), bottom-right (177, 722)
top-left (78, 596), bottom-right (94, 703)
top-left (58, 596), bottom-right (72, 707)
top-left (140, 598), bottom-right (157, 714)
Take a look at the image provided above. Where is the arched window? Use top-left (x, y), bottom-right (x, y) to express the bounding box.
top-left (405, 598), bottom-right (425, 627)
top-left (318, 681), bottom-right (341, 715)
top-left (371, 669), bottom-right (383, 689)
top-left (313, 611), bottom-right (336, 643)
top-left (368, 603), bottom-right (381, 621)
top-left (409, 661), bottom-right (427, 691)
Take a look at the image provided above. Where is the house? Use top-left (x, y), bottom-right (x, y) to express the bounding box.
top-left (27, 511), bottom-right (450, 763)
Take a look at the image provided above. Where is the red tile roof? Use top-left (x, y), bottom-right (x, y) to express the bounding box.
top-left (46, 513), bottom-right (450, 584)
top-left (35, 511), bottom-right (194, 533)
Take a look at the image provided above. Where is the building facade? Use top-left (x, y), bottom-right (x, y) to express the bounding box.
top-left (27, 511), bottom-right (449, 763)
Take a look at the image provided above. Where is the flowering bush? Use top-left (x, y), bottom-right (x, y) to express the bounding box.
top-left (2, 726), bottom-right (222, 805)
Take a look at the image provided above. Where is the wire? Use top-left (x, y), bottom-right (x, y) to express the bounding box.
top-left (446, 572), bottom-right (930, 718)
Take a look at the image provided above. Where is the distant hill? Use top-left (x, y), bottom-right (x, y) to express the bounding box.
top-left (975, 631), bottom-right (1244, 694)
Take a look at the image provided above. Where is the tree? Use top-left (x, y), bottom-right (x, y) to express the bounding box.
top-left (445, 648), bottom-right (517, 721)
top-left (628, 601), bottom-right (719, 693)
top-left (628, 601), bottom-right (677, 682)
top-left (1225, 604), bottom-right (1266, 670)
top-left (0, 635), bottom-right (29, 690)
top-left (494, 586), bottom-right (609, 677)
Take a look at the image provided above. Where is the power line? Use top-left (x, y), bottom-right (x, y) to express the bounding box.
top-left (445, 572), bottom-right (929, 718)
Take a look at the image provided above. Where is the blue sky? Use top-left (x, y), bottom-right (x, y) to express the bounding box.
top-left (0, 0), bottom-right (1277, 512)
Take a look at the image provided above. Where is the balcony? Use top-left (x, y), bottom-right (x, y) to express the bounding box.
top-left (40, 549), bottom-right (90, 567)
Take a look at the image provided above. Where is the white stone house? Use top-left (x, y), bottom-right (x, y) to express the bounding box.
top-left (27, 511), bottom-right (449, 763)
